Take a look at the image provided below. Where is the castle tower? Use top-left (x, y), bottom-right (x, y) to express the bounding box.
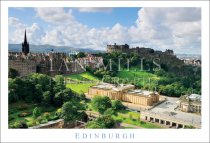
top-left (22, 30), bottom-right (29, 55)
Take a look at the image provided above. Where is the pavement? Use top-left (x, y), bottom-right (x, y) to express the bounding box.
top-left (147, 96), bottom-right (201, 127)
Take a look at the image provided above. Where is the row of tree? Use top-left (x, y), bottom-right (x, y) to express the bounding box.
top-left (9, 73), bottom-right (85, 106)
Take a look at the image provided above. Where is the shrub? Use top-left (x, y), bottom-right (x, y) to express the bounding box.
top-left (43, 91), bottom-right (51, 104)
top-left (185, 125), bottom-right (196, 129)
top-left (33, 107), bottom-right (41, 118)
top-left (96, 115), bottom-right (116, 128)
top-left (43, 112), bottom-right (51, 120)
top-left (85, 121), bottom-right (103, 129)
top-left (55, 108), bottom-right (62, 117)
top-left (37, 116), bottom-right (44, 123)
top-left (112, 100), bottom-right (125, 111)
top-left (12, 121), bottom-right (28, 128)
top-left (9, 91), bottom-right (19, 103)
top-left (18, 112), bottom-right (32, 117)
top-left (9, 115), bottom-right (15, 121)
top-left (91, 96), bottom-right (112, 114)
top-left (104, 108), bottom-right (116, 116)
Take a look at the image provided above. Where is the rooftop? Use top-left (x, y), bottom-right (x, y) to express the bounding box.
top-left (127, 89), bottom-right (156, 96)
top-left (92, 83), bottom-right (134, 91)
top-left (180, 94), bottom-right (201, 102)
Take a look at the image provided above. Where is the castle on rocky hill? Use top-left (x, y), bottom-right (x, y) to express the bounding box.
top-left (107, 43), bottom-right (174, 56)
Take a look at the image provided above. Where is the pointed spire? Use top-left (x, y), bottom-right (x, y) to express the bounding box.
top-left (24, 29), bottom-right (27, 43)
top-left (22, 29), bottom-right (29, 55)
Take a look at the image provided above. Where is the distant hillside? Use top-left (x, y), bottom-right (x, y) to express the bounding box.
top-left (9, 44), bottom-right (105, 54)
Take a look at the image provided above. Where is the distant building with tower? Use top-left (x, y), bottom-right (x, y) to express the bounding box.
top-left (9, 30), bottom-right (103, 77)
top-left (22, 30), bottom-right (29, 55)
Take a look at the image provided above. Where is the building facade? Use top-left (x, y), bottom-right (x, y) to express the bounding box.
top-left (9, 31), bottom-right (103, 77)
top-left (87, 83), bottom-right (159, 106)
top-left (178, 94), bottom-right (201, 113)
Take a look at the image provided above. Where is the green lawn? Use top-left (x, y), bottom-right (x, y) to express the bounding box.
top-left (65, 72), bottom-right (99, 94)
top-left (66, 83), bottom-right (97, 94)
top-left (87, 102), bottom-right (162, 129)
top-left (66, 72), bottom-right (99, 81)
top-left (117, 70), bottom-right (159, 80)
top-left (9, 101), bottom-right (58, 128)
top-left (112, 110), bottom-right (162, 129)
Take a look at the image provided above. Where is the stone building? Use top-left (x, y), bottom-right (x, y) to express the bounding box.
top-left (107, 43), bottom-right (174, 56)
top-left (9, 31), bottom-right (102, 77)
top-left (178, 94), bottom-right (201, 113)
top-left (107, 43), bottom-right (130, 53)
top-left (87, 83), bottom-right (159, 106)
top-left (9, 59), bottom-right (36, 76)
top-left (77, 54), bottom-right (104, 69)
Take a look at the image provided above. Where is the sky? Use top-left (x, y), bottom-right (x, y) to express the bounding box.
top-left (9, 7), bottom-right (201, 54)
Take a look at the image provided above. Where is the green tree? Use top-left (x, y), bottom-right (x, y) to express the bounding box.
top-left (104, 108), bottom-right (116, 116)
top-left (85, 115), bottom-right (116, 129)
top-left (77, 52), bottom-right (86, 58)
top-left (9, 90), bottom-right (19, 103)
top-left (112, 100), bottom-right (125, 111)
top-left (61, 101), bottom-right (83, 121)
top-left (91, 96), bottom-right (112, 114)
top-left (33, 107), bottom-right (41, 118)
top-left (85, 121), bottom-right (103, 129)
top-left (9, 68), bottom-right (19, 78)
top-left (53, 75), bottom-right (65, 93)
top-left (96, 115), bottom-right (116, 128)
top-left (63, 88), bottom-right (74, 102)
top-left (43, 91), bottom-right (51, 104)
top-left (54, 92), bottom-right (64, 107)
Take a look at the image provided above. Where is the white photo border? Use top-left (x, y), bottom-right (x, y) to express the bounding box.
top-left (1, 1), bottom-right (209, 142)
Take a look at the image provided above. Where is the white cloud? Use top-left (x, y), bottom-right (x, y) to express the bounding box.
top-left (9, 17), bottom-right (45, 44)
top-left (34, 8), bottom-right (74, 24)
top-left (129, 7), bottom-right (201, 53)
top-left (9, 7), bottom-right (201, 54)
top-left (78, 8), bottom-right (113, 13)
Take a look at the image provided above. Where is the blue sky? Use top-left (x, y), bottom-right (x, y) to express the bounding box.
top-left (8, 7), bottom-right (201, 54)
top-left (9, 7), bottom-right (139, 30)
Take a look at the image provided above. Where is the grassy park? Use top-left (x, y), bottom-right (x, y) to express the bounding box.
top-left (9, 101), bottom-right (59, 128)
top-left (65, 72), bottom-right (99, 94)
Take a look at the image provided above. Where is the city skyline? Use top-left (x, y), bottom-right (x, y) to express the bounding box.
top-left (9, 7), bottom-right (201, 54)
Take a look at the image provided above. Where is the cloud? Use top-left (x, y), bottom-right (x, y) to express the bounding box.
top-left (9, 7), bottom-right (201, 54)
top-left (34, 8), bottom-right (74, 24)
top-left (9, 17), bottom-right (45, 44)
top-left (129, 7), bottom-right (201, 53)
top-left (78, 8), bottom-right (113, 13)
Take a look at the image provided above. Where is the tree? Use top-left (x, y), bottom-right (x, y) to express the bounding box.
top-left (9, 68), bottom-right (19, 78)
top-left (43, 91), bottom-right (51, 105)
top-left (91, 96), bottom-right (112, 114)
top-left (112, 100), bottom-right (125, 111)
top-left (63, 88), bottom-right (74, 102)
top-left (77, 52), bottom-right (86, 58)
top-left (54, 92), bottom-right (64, 107)
top-left (78, 93), bottom-right (86, 100)
top-left (9, 90), bottom-right (18, 103)
top-left (61, 101), bottom-right (82, 121)
top-left (104, 108), bottom-right (116, 116)
top-left (85, 115), bottom-right (116, 129)
top-left (85, 121), bottom-right (103, 129)
top-left (33, 84), bottom-right (43, 102)
top-left (33, 107), bottom-right (41, 118)
top-left (54, 75), bottom-right (65, 93)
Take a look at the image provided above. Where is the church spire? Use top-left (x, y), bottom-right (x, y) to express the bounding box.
top-left (24, 29), bottom-right (27, 43)
top-left (22, 29), bottom-right (29, 55)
